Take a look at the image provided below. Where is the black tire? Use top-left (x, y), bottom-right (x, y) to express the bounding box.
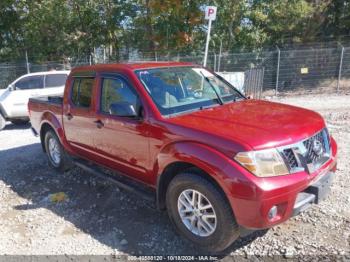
top-left (0, 114), bottom-right (6, 130)
top-left (44, 129), bottom-right (73, 172)
top-left (166, 171), bottom-right (239, 253)
top-left (11, 119), bottom-right (29, 125)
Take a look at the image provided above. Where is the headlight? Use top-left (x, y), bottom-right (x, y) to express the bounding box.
top-left (234, 148), bottom-right (289, 177)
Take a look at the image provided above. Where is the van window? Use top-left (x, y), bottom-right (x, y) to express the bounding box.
top-left (45, 74), bottom-right (68, 88)
top-left (71, 78), bottom-right (94, 108)
top-left (15, 75), bottom-right (44, 90)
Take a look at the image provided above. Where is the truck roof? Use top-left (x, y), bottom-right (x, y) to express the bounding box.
top-left (71, 61), bottom-right (196, 74)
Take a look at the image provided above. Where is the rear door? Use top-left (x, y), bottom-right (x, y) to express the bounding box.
top-left (3, 75), bottom-right (44, 118)
top-left (43, 73), bottom-right (68, 96)
top-left (63, 76), bottom-right (97, 158)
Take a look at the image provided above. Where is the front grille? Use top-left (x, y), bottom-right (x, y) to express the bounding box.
top-left (303, 130), bottom-right (328, 163)
top-left (283, 148), bottom-right (298, 169)
top-left (281, 128), bottom-right (331, 174)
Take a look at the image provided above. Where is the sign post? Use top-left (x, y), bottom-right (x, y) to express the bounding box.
top-left (203, 6), bottom-right (217, 67)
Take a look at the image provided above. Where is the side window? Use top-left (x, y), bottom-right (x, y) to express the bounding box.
top-left (100, 78), bottom-right (138, 115)
top-left (45, 74), bottom-right (68, 88)
top-left (15, 75), bottom-right (44, 90)
top-left (71, 78), bottom-right (94, 108)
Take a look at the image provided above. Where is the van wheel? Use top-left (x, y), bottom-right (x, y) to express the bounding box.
top-left (0, 114), bottom-right (6, 130)
top-left (166, 172), bottom-right (239, 253)
top-left (44, 130), bottom-right (73, 172)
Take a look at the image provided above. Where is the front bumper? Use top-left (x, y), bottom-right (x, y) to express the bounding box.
top-left (292, 171), bottom-right (334, 217)
top-left (226, 137), bottom-right (337, 230)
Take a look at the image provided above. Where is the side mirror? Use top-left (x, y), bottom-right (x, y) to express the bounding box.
top-left (8, 84), bottom-right (15, 91)
top-left (109, 102), bottom-right (138, 117)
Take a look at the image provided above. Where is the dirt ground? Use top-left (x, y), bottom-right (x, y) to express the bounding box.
top-left (0, 93), bottom-right (349, 260)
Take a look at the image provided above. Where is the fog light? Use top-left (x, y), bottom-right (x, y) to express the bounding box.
top-left (268, 206), bottom-right (278, 220)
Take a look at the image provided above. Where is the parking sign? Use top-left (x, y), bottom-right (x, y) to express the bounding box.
top-left (205, 6), bottom-right (217, 21)
top-left (203, 6), bottom-right (217, 66)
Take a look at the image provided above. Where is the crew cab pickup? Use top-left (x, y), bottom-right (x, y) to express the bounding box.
top-left (28, 62), bottom-right (337, 252)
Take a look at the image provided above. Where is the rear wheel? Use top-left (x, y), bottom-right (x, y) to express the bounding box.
top-left (44, 130), bottom-right (73, 172)
top-left (0, 114), bottom-right (6, 130)
top-left (166, 172), bottom-right (239, 253)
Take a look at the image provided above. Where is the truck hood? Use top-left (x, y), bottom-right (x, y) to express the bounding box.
top-left (167, 99), bottom-right (325, 150)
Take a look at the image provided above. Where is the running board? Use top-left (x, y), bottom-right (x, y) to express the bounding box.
top-left (74, 159), bottom-right (156, 204)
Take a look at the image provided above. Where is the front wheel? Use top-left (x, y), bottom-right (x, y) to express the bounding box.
top-left (44, 130), bottom-right (73, 172)
top-left (166, 172), bottom-right (240, 253)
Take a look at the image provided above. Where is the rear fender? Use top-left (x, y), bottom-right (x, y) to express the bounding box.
top-left (40, 112), bottom-right (71, 153)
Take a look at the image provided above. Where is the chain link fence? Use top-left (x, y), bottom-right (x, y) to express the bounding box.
top-left (1, 43), bottom-right (350, 97)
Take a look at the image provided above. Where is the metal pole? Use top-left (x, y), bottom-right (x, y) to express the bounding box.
top-left (254, 68), bottom-right (259, 98)
top-left (203, 19), bottom-right (212, 67)
top-left (275, 47), bottom-right (280, 96)
top-left (213, 53), bottom-right (217, 71)
top-left (25, 51), bottom-right (30, 74)
top-left (260, 67), bottom-right (265, 99)
top-left (337, 46), bottom-right (345, 93)
top-left (103, 48), bottom-right (106, 63)
top-left (247, 69), bottom-right (252, 96)
top-left (218, 39), bottom-right (222, 72)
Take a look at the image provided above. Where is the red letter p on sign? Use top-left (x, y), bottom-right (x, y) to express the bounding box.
top-left (205, 6), bottom-right (217, 20)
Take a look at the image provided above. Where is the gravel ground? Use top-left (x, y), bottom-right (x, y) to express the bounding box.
top-left (0, 93), bottom-right (349, 260)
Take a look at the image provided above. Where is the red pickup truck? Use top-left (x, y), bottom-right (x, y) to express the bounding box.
top-left (28, 62), bottom-right (337, 252)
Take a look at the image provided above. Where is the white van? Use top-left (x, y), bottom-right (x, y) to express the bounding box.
top-left (0, 71), bottom-right (70, 130)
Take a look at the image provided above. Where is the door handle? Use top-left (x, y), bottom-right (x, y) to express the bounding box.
top-left (66, 113), bottom-right (73, 120)
top-left (94, 120), bottom-right (104, 129)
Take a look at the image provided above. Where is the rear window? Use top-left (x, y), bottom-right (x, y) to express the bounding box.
top-left (45, 74), bottom-right (68, 88)
top-left (71, 78), bottom-right (94, 108)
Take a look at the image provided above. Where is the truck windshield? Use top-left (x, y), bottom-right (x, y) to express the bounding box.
top-left (136, 67), bottom-right (244, 116)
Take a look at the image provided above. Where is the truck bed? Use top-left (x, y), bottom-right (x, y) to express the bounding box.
top-left (28, 95), bottom-right (63, 135)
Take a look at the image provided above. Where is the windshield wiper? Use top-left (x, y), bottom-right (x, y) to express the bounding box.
top-left (199, 71), bottom-right (224, 105)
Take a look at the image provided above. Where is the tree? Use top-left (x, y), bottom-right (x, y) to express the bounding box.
top-left (322, 0), bottom-right (350, 39)
top-left (0, 0), bottom-right (22, 59)
top-left (1, 0), bottom-right (350, 62)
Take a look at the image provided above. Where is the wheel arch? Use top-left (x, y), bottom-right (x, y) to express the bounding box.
top-left (39, 111), bottom-right (67, 152)
top-left (155, 142), bottom-right (237, 219)
top-left (157, 161), bottom-right (233, 211)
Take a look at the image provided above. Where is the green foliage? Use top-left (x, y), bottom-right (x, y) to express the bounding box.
top-left (0, 0), bottom-right (349, 61)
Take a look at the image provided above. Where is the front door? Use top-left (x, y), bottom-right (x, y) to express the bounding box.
top-left (4, 75), bottom-right (44, 118)
top-left (92, 75), bottom-right (150, 183)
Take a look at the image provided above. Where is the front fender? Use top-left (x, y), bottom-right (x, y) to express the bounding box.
top-left (0, 103), bottom-right (8, 118)
top-left (155, 141), bottom-right (252, 206)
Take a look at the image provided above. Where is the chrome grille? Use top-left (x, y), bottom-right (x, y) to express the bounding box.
top-left (280, 128), bottom-right (331, 174)
top-left (303, 130), bottom-right (328, 163)
top-left (283, 148), bottom-right (298, 169)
